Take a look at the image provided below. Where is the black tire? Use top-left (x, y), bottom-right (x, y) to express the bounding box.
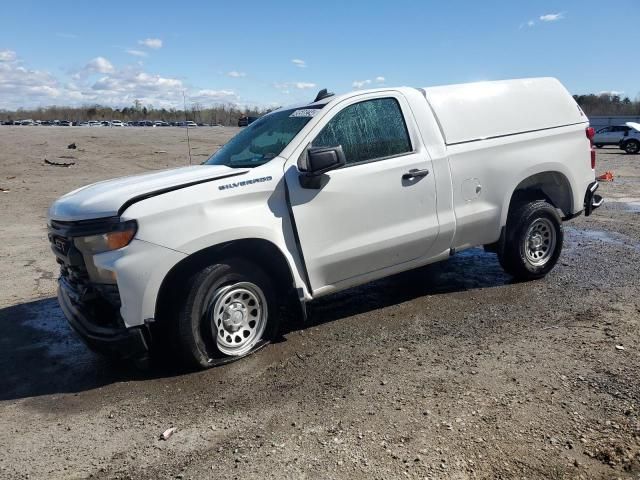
top-left (594, 144), bottom-right (603, 148)
top-left (497, 200), bottom-right (563, 280)
top-left (175, 258), bottom-right (278, 369)
top-left (623, 139), bottom-right (640, 154)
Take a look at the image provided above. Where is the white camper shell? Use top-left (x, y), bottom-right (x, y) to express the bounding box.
top-left (422, 78), bottom-right (586, 145)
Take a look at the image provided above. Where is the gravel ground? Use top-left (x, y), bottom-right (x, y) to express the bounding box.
top-left (0, 127), bottom-right (638, 480)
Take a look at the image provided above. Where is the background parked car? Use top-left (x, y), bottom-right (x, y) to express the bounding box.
top-left (237, 116), bottom-right (258, 127)
top-left (593, 124), bottom-right (633, 147)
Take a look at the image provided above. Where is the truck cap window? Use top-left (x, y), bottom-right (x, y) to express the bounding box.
top-left (312, 97), bottom-right (411, 165)
top-left (206, 106), bottom-right (323, 168)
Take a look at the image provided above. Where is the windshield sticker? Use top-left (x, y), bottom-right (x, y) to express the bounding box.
top-left (289, 109), bottom-right (319, 118)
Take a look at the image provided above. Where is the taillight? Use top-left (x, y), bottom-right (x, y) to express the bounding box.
top-left (586, 127), bottom-right (596, 169)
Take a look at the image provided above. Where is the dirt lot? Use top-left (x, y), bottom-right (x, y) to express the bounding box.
top-left (0, 126), bottom-right (638, 480)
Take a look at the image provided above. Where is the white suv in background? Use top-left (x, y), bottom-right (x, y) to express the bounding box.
top-left (619, 122), bottom-right (640, 154)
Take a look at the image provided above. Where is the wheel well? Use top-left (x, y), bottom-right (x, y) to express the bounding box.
top-left (508, 172), bottom-right (573, 219)
top-left (154, 239), bottom-right (297, 327)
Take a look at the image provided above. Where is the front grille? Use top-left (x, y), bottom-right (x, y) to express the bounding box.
top-left (58, 261), bottom-right (92, 302)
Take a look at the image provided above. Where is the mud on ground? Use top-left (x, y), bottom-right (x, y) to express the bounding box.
top-left (0, 127), bottom-right (638, 479)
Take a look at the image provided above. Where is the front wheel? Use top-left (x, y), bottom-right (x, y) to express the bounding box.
top-left (623, 140), bottom-right (640, 154)
top-left (175, 258), bottom-right (278, 369)
top-left (498, 200), bottom-right (563, 280)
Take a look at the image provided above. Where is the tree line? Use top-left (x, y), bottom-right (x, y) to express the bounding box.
top-left (0, 101), bottom-right (269, 125)
top-left (573, 93), bottom-right (640, 116)
top-left (1, 93), bottom-right (639, 123)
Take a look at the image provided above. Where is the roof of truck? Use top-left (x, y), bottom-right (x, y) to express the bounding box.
top-left (280, 78), bottom-right (586, 146)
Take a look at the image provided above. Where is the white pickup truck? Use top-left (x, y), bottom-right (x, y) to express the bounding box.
top-left (48, 77), bottom-right (603, 368)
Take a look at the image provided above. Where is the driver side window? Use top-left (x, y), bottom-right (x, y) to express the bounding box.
top-left (312, 97), bottom-right (412, 165)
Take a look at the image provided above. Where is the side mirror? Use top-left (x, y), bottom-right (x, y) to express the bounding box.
top-left (300, 146), bottom-right (346, 175)
top-left (298, 146), bottom-right (346, 189)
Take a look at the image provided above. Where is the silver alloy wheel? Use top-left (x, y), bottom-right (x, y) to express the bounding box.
top-left (628, 141), bottom-right (639, 153)
top-left (210, 282), bottom-right (268, 356)
top-left (524, 218), bottom-right (556, 266)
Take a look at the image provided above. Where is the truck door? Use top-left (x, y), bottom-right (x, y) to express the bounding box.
top-left (285, 93), bottom-right (440, 293)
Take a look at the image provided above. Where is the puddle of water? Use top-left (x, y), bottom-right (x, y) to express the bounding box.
top-left (622, 201), bottom-right (640, 213)
top-left (604, 197), bottom-right (640, 213)
top-left (623, 202), bottom-right (640, 213)
top-left (22, 300), bottom-right (94, 360)
top-left (566, 227), bottom-right (640, 251)
top-left (610, 178), bottom-right (640, 186)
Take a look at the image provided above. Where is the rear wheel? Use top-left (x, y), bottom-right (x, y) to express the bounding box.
top-left (175, 258), bottom-right (278, 369)
top-left (623, 139), bottom-right (640, 154)
top-left (594, 144), bottom-right (603, 148)
top-left (498, 200), bottom-right (563, 280)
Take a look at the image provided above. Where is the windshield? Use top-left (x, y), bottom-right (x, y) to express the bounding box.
top-left (205, 107), bottom-right (321, 168)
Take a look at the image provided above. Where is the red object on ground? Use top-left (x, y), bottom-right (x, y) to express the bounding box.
top-left (597, 171), bottom-right (614, 182)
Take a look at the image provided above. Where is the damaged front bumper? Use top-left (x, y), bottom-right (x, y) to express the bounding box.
top-left (49, 218), bottom-right (150, 360)
top-left (584, 181), bottom-right (604, 216)
top-left (58, 278), bottom-right (149, 360)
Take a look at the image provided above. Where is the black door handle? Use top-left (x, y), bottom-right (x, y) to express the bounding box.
top-left (402, 168), bottom-right (429, 180)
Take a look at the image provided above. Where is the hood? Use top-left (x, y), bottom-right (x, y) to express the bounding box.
top-left (48, 165), bottom-right (248, 222)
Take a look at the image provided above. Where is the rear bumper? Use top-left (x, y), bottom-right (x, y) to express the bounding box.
top-left (584, 181), bottom-right (603, 216)
top-left (58, 280), bottom-right (149, 360)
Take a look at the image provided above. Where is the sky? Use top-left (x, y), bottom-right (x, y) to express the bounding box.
top-left (0, 1), bottom-right (638, 111)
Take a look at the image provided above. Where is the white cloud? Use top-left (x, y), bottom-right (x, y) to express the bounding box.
top-left (0, 49), bottom-right (17, 62)
top-left (274, 81), bottom-right (316, 91)
top-left (0, 54), bottom-right (67, 109)
top-left (190, 89), bottom-right (238, 104)
top-left (227, 71), bottom-right (246, 78)
top-left (92, 71), bottom-right (182, 95)
top-left (291, 58), bottom-right (306, 68)
top-left (85, 57), bottom-right (115, 74)
top-left (126, 49), bottom-right (148, 58)
top-left (375, 76), bottom-right (385, 83)
top-left (598, 90), bottom-right (625, 96)
top-left (539, 13), bottom-right (564, 22)
top-left (352, 79), bottom-right (372, 89)
top-left (0, 50), bottom-right (244, 110)
top-left (519, 19), bottom-right (537, 29)
top-left (138, 38), bottom-right (163, 49)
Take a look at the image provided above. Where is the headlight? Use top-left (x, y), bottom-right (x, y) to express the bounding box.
top-left (74, 220), bottom-right (137, 284)
top-left (74, 221), bottom-right (137, 254)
